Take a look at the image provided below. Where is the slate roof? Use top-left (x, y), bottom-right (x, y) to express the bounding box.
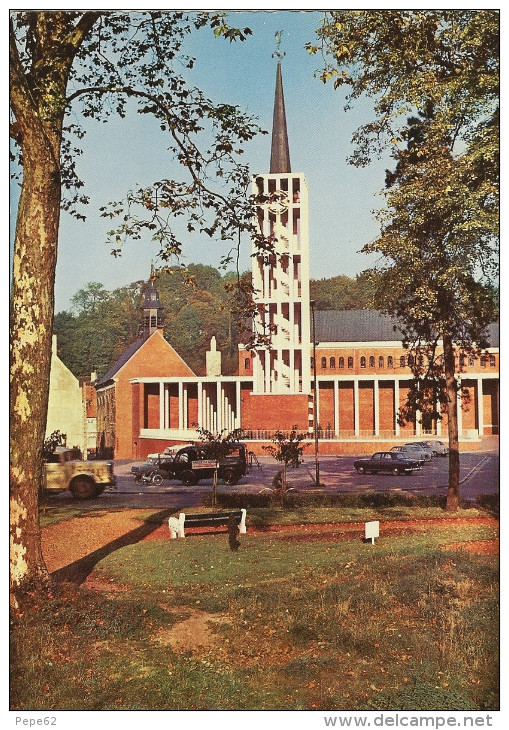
top-left (95, 337), bottom-right (148, 388)
top-left (314, 310), bottom-right (404, 343)
top-left (486, 322), bottom-right (499, 347)
top-left (315, 310), bottom-right (500, 348)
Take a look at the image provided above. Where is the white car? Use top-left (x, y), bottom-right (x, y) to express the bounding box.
top-left (406, 442), bottom-right (434, 460)
top-left (390, 445), bottom-right (427, 465)
top-left (422, 439), bottom-right (449, 457)
top-left (147, 444), bottom-right (194, 460)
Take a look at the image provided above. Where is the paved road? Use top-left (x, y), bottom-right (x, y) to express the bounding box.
top-left (44, 450), bottom-right (499, 510)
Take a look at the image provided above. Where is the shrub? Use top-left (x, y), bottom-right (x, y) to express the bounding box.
top-left (204, 490), bottom-right (448, 509)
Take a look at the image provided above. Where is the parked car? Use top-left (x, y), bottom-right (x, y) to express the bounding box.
top-left (161, 442), bottom-right (248, 486)
top-left (354, 451), bottom-right (422, 475)
top-left (43, 446), bottom-right (116, 499)
top-left (390, 445), bottom-right (427, 466)
top-left (422, 439), bottom-right (449, 456)
top-left (131, 454), bottom-right (175, 484)
top-left (405, 442), bottom-right (434, 460)
top-left (147, 444), bottom-right (194, 460)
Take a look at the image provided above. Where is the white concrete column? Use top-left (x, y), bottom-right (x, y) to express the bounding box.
top-left (236, 381), bottom-right (241, 429)
top-left (415, 409), bottom-right (421, 437)
top-left (394, 379), bottom-right (400, 437)
top-left (334, 379), bottom-right (339, 437)
top-left (197, 382), bottom-right (203, 430)
top-left (354, 379), bottom-right (360, 436)
top-left (159, 382), bottom-right (165, 429)
top-left (456, 379), bottom-right (463, 437)
top-left (374, 379), bottom-right (380, 437)
top-left (477, 376), bottom-right (484, 437)
top-left (183, 384), bottom-right (188, 430)
top-left (217, 381), bottom-right (223, 433)
top-left (178, 381), bottom-right (184, 432)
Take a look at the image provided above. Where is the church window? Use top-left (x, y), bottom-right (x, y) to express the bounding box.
top-left (387, 356), bottom-right (393, 368)
top-left (408, 354), bottom-right (414, 367)
top-left (321, 357), bottom-right (327, 369)
top-left (400, 355), bottom-right (406, 368)
top-left (468, 354), bottom-right (475, 366)
top-left (360, 356), bottom-right (366, 369)
top-left (490, 354), bottom-right (496, 367)
top-left (369, 356), bottom-right (375, 368)
top-left (339, 357), bottom-right (345, 369)
top-left (378, 356), bottom-right (384, 369)
top-left (348, 356), bottom-right (353, 369)
top-left (244, 358), bottom-right (251, 371)
top-left (480, 355), bottom-right (486, 367)
top-left (330, 357), bottom-right (336, 369)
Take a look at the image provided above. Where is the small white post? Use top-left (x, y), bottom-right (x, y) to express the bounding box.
top-left (178, 512), bottom-right (186, 538)
top-left (239, 508), bottom-right (247, 534)
top-left (168, 517), bottom-right (179, 539)
top-left (365, 520), bottom-right (380, 545)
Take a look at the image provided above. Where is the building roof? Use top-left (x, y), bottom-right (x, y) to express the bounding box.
top-left (486, 322), bottom-right (499, 347)
top-left (315, 310), bottom-right (403, 343)
top-left (140, 278), bottom-right (164, 311)
top-left (315, 310), bottom-right (499, 347)
top-left (95, 337), bottom-right (148, 387)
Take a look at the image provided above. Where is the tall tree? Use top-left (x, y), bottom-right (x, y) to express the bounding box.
top-left (10, 10), bottom-right (262, 594)
top-left (309, 10), bottom-right (499, 510)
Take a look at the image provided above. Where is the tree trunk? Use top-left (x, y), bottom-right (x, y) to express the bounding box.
top-left (10, 127), bottom-right (62, 592)
top-left (443, 333), bottom-right (460, 511)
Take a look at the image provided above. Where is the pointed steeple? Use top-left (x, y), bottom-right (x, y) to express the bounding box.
top-left (270, 35), bottom-right (291, 174)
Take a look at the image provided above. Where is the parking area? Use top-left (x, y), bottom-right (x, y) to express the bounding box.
top-left (114, 450), bottom-right (497, 494)
top-left (43, 450), bottom-right (498, 510)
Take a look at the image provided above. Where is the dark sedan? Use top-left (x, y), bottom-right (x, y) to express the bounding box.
top-left (354, 451), bottom-right (422, 476)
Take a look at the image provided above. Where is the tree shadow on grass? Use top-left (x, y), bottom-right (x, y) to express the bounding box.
top-left (51, 508), bottom-right (176, 586)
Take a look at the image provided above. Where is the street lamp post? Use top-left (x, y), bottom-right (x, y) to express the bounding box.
top-left (310, 300), bottom-right (320, 487)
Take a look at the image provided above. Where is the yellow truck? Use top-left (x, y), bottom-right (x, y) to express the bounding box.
top-left (42, 447), bottom-right (116, 499)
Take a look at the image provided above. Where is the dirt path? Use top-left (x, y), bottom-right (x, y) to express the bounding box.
top-left (41, 509), bottom-right (498, 576)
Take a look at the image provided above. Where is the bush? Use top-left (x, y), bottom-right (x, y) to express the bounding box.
top-left (203, 490), bottom-right (448, 509)
top-left (476, 493), bottom-right (499, 516)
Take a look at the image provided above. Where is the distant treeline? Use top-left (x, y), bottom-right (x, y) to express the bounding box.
top-left (53, 265), bottom-right (376, 379)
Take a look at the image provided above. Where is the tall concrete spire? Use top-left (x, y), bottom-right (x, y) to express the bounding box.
top-left (270, 56), bottom-right (291, 174)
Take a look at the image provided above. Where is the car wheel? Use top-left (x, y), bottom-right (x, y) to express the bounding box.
top-left (392, 467), bottom-right (401, 476)
top-left (356, 466), bottom-right (365, 474)
top-left (221, 468), bottom-right (238, 486)
top-left (151, 473), bottom-right (163, 486)
top-left (180, 470), bottom-right (198, 486)
top-left (69, 475), bottom-right (97, 499)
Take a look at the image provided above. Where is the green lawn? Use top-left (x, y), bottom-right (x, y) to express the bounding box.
top-left (11, 508), bottom-right (499, 711)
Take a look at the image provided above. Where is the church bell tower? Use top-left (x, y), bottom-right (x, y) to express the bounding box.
top-left (140, 270), bottom-right (164, 336)
top-left (251, 37), bottom-right (311, 396)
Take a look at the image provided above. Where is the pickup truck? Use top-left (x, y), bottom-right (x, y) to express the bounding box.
top-left (42, 446), bottom-right (116, 499)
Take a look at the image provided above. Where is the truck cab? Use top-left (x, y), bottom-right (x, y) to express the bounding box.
top-left (166, 442), bottom-right (247, 486)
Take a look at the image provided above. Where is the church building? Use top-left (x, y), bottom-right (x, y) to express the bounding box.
top-left (95, 56), bottom-right (499, 460)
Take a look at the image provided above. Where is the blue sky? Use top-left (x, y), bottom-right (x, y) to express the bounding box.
top-left (12, 9), bottom-right (394, 313)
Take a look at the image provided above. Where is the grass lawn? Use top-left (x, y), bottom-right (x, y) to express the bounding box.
top-left (11, 507), bottom-right (499, 711)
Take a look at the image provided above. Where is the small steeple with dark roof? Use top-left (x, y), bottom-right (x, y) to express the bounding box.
top-left (270, 31), bottom-right (291, 174)
top-left (140, 268), bottom-right (164, 336)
